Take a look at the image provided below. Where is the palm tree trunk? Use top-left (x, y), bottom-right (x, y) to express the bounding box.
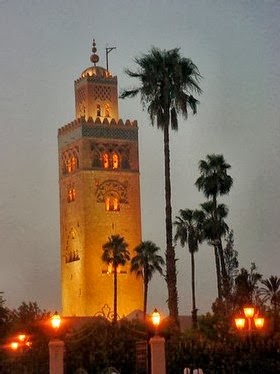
top-left (191, 251), bottom-right (198, 329)
top-left (143, 276), bottom-right (148, 320)
top-left (217, 238), bottom-right (229, 300)
top-left (163, 121), bottom-right (179, 324)
top-left (214, 244), bottom-right (222, 300)
top-left (212, 196), bottom-right (224, 300)
top-left (113, 265), bottom-right (117, 323)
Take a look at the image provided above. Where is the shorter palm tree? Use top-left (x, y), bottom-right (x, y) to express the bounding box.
top-left (200, 200), bottom-right (229, 299)
top-left (174, 209), bottom-right (204, 328)
top-left (102, 235), bottom-right (130, 323)
top-left (260, 275), bottom-right (280, 331)
top-left (131, 241), bottom-right (164, 320)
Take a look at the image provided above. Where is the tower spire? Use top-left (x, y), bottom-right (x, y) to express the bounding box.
top-left (90, 39), bottom-right (99, 66)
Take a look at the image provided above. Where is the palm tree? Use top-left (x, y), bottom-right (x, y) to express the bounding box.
top-left (120, 47), bottom-right (202, 323)
top-left (102, 235), bottom-right (130, 323)
top-left (260, 275), bottom-right (280, 330)
top-left (130, 241), bottom-right (165, 320)
top-left (195, 154), bottom-right (233, 299)
top-left (200, 201), bottom-right (229, 299)
top-left (174, 209), bottom-right (204, 328)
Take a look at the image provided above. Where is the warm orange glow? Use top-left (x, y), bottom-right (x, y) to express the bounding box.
top-left (243, 306), bottom-right (255, 318)
top-left (152, 308), bottom-right (161, 327)
top-left (105, 103), bottom-right (110, 117)
top-left (103, 153), bottom-right (109, 168)
top-left (112, 153), bottom-right (119, 169)
top-left (107, 263), bottom-right (112, 274)
top-left (105, 196), bottom-right (120, 211)
top-left (97, 104), bottom-right (101, 117)
top-left (18, 334), bottom-right (26, 342)
top-left (51, 312), bottom-right (61, 330)
top-left (235, 317), bottom-right (245, 330)
top-left (254, 317), bottom-right (265, 329)
top-left (10, 341), bottom-right (19, 350)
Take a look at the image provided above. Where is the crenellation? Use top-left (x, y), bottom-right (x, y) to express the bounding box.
top-left (58, 117), bottom-right (138, 137)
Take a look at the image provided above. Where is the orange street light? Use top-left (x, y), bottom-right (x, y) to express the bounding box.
top-left (152, 308), bottom-right (161, 328)
top-left (254, 317), bottom-right (265, 329)
top-left (10, 341), bottom-right (19, 351)
top-left (9, 333), bottom-right (31, 353)
top-left (234, 306), bottom-right (265, 333)
top-left (243, 306), bottom-right (255, 319)
top-left (51, 311), bottom-right (61, 330)
top-left (234, 318), bottom-right (246, 330)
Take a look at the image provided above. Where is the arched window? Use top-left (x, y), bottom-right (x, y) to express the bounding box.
top-left (65, 155), bottom-right (78, 173)
top-left (112, 153), bottom-right (119, 169)
top-left (97, 104), bottom-right (101, 117)
top-left (105, 193), bottom-right (120, 211)
top-left (71, 157), bottom-right (77, 171)
top-left (67, 159), bottom-right (72, 173)
top-left (68, 187), bottom-right (76, 202)
top-left (104, 103), bottom-right (110, 117)
top-left (102, 153), bottom-right (109, 169)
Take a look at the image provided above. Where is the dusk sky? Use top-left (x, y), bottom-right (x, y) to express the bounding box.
top-left (0, 0), bottom-right (279, 316)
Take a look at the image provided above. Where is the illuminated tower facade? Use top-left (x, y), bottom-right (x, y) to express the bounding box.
top-left (58, 40), bottom-right (143, 318)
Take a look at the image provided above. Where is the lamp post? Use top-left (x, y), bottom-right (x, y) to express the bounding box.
top-left (150, 308), bottom-right (166, 374)
top-left (48, 311), bottom-right (64, 374)
top-left (7, 333), bottom-right (32, 372)
top-left (234, 305), bottom-right (265, 370)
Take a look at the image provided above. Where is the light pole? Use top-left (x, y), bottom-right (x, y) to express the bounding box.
top-left (7, 333), bottom-right (32, 372)
top-left (150, 308), bottom-right (166, 374)
top-left (234, 305), bottom-right (265, 370)
top-left (49, 311), bottom-right (64, 374)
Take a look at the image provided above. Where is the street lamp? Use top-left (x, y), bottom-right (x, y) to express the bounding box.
top-left (7, 333), bottom-right (32, 372)
top-left (9, 333), bottom-right (31, 352)
top-left (234, 306), bottom-right (265, 370)
top-left (234, 306), bottom-right (265, 333)
top-left (49, 311), bottom-right (64, 374)
top-left (51, 311), bottom-right (61, 330)
top-left (150, 308), bottom-right (166, 374)
top-left (151, 308), bottom-right (160, 334)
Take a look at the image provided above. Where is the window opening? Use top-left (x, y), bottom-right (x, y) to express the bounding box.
top-left (104, 103), bottom-right (110, 117)
top-left (112, 153), bottom-right (119, 169)
top-left (102, 153), bottom-right (109, 169)
top-left (97, 104), bottom-right (101, 117)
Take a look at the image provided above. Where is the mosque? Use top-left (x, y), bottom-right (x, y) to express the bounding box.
top-left (57, 40), bottom-right (143, 318)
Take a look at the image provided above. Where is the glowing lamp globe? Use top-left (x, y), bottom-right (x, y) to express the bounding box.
top-left (254, 317), bottom-right (265, 329)
top-left (51, 312), bottom-right (61, 330)
top-left (152, 308), bottom-right (161, 327)
top-left (243, 306), bottom-right (255, 318)
top-left (235, 317), bottom-right (245, 330)
top-left (11, 341), bottom-right (19, 350)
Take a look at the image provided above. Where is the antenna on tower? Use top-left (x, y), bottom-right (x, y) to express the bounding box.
top-left (105, 46), bottom-right (116, 71)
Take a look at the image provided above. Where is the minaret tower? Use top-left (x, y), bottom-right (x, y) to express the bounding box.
top-left (58, 40), bottom-right (143, 318)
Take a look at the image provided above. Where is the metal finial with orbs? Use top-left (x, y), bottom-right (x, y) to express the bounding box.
top-left (90, 39), bottom-right (99, 66)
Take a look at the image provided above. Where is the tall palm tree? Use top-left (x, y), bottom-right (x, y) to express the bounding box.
top-left (102, 235), bottom-right (130, 323)
top-left (121, 47), bottom-right (202, 323)
top-left (130, 241), bottom-right (165, 320)
top-left (200, 201), bottom-right (229, 299)
top-left (195, 154), bottom-right (233, 299)
top-left (174, 209), bottom-right (204, 328)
